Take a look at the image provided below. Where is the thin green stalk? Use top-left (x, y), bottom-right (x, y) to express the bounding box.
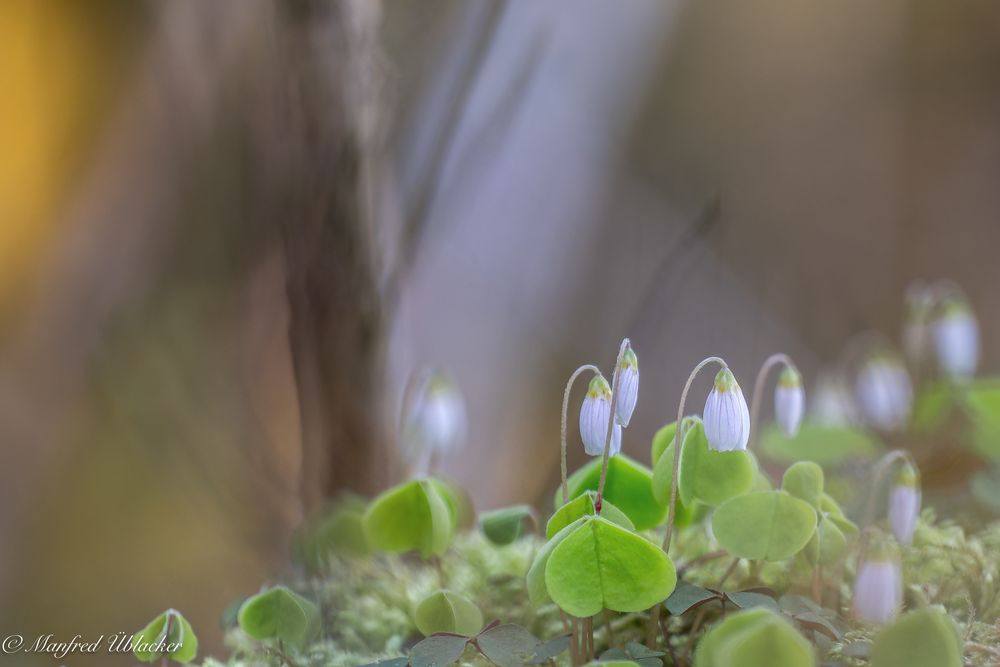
top-left (561, 364), bottom-right (601, 506)
top-left (747, 353), bottom-right (795, 450)
top-left (595, 338), bottom-right (631, 510)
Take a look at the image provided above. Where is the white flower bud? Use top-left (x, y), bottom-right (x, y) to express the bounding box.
top-left (615, 348), bottom-right (639, 427)
top-left (902, 282), bottom-right (934, 366)
top-left (852, 543), bottom-right (902, 625)
top-left (703, 367), bottom-right (750, 452)
top-left (889, 463), bottom-right (920, 546)
top-left (580, 375), bottom-right (621, 457)
top-left (403, 370), bottom-right (467, 456)
top-left (774, 366), bottom-right (805, 438)
top-left (932, 297), bottom-right (979, 381)
top-left (855, 355), bottom-right (912, 432)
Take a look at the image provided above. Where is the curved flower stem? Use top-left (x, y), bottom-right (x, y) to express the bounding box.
top-left (748, 353), bottom-right (796, 450)
top-left (646, 356), bottom-right (727, 647)
top-left (857, 448), bottom-right (921, 558)
top-left (595, 338), bottom-right (631, 512)
top-left (561, 364), bottom-right (602, 506)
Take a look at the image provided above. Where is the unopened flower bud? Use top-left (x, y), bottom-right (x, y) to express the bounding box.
top-left (853, 541), bottom-right (902, 625)
top-left (703, 368), bottom-right (750, 452)
top-left (889, 463), bottom-right (920, 546)
top-left (580, 375), bottom-right (621, 457)
top-left (615, 348), bottom-right (639, 427)
top-left (774, 366), bottom-right (805, 438)
top-left (932, 296), bottom-right (979, 382)
top-left (855, 354), bottom-right (912, 432)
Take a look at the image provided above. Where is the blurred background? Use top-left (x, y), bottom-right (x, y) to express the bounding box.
top-left (4, 0), bottom-right (1000, 663)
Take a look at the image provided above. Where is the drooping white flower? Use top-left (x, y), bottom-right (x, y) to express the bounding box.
top-left (810, 374), bottom-right (859, 427)
top-left (615, 347), bottom-right (639, 427)
top-left (774, 365), bottom-right (805, 438)
top-left (703, 367), bottom-right (750, 452)
top-left (853, 542), bottom-right (903, 625)
top-left (932, 297), bottom-right (979, 382)
top-left (889, 463), bottom-right (921, 546)
top-left (855, 355), bottom-right (912, 432)
top-left (403, 369), bottom-right (467, 456)
top-left (902, 281), bottom-right (934, 366)
top-left (580, 375), bottom-right (621, 457)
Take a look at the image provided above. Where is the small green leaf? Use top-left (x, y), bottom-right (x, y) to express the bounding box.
top-left (781, 462), bottom-right (824, 509)
top-left (665, 582), bottom-right (720, 615)
top-left (237, 586), bottom-right (320, 647)
top-left (559, 455), bottom-right (667, 530)
top-left (480, 505), bottom-right (535, 545)
top-left (292, 494), bottom-right (370, 570)
top-left (911, 383), bottom-right (954, 433)
top-left (870, 609), bottom-right (962, 667)
top-left (544, 516), bottom-right (677, 617)
top-left (794, 612), bottom-right (842, 641)
top-left (527, 517), bottom-right (587, 605)
top-left (410, 634), bottom-right (469, 667)
top-left (527, 635), bottom-right (571, 664)
top-left (414, 591), bottom-right (483, 637)
top-left (132, 609), bottom-right (198, 663)
top-left (678, 420), bottom-right (754, 507)
top-left (695, 608), bottom-right (815, 667)
top-left (364, 479), bottom-right (454, 558)
top-left (725, 591), bottom-right (779, 612)
top-left (475, 624), bottom-right (542, 667)
top-left (759, 423), bottom-right (879, 465)
top-left (713, 491), bottom-right (817, 562)
top-left (651, 421), bottom-right (678, 467)
top-left (650, 437), bottom-right (700, 528)
top-left (801, 515), bottom-right (848, 567)
top-left (547, 492), bottom-right (633, 539)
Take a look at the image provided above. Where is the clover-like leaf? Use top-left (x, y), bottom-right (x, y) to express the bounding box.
top-left (725, 591), bottom-right (779, 612)
top-left (651, 421), bottom-right (678, 467)
top-left (713, 491), bottom-right (817, 561)
top-left (480, 505), bottom-right (535, 545)
top-left (759, 423), bottom-right (879, 464)
top-left (527, 517), bottom-right (587, 605)
top-left (678, 420), bottom-right (754, 507)
top-left (527, 635), bottom-right (571, 664)
top-left (364, 479), bottom-right (454, 558)
top-left (695, 608), bottom-right (815, 667)
top-left (544, 516), bottom-right (677, 617)
top-left (414, 590), bottom-right (483, 637)
top-left (781, 462), bottom-right (824, 509)
top-left (547, 491), bottom-right (633, 539)
top-left (560, 455), bottom-right (667, 530)
top-left (665, 582), bottom-right (720, 616)
top-left (650, 438), bottom-right (704, 528)
top-left (237, 586), bottom-right (320, 648)
top-left (870, 609), bottom-right (962, 667)
top-left (475, 623), bottom-right (541, 667)
top-left (800, 515), bottom-right (848, 567)
top-left (410, 634), bottom-right (470, 667)
top-left (132, 608), bottom-right (198, 663)
top-left (292, 494), bottom-right (370, 570)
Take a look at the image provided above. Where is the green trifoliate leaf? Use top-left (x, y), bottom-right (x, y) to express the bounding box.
top-left (781, 462), bottom-right (824, 508)
top-left (651, 421), bottom-right (678, 467)
top-left (480, 505), bottom-right (535, 545)
top-left (665, 582), bottom-right (720, 615)
top-left (292, 494), bottom-right (370, 570)
top-left (678, 419), bottom-right (754, 507)
top-left (870, 609), bottom-right (962, 667)
top-left (237, 586), bottom-right (320, 647)
top-left (713, 491), bottom-right (817, 562)
top-left (695, 608), bottom-right (815, 667)
top-left (364, 478), bottom-right (454, 558)
top-left (409, 634), bottom-right (469, 667)
top-left (559, 455), bottom-right (666, 530)
top-left (759, 423), bottom-right (879, 464)
top-left (650, 437), bottom-right (701, 528)
top-left (132, 609), bottom-right (198, 663)
top-left (527, 517), bottom-right (587, 605)
top-left (800, 515), bottom-right (848, 567)
top-left (414, 590), bottom-right (483, 637)
top-left (544, 516), bottom-right (677, 617)
top-left (546, 491), bottom-right (633, 539)
top-left (476, 624), bottom-right (542, 667)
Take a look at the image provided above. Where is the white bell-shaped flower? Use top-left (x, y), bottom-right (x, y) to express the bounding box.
top-left (889, 463), bottom-right (920, 546)
top-left (403, 369), bottom-right (467, 456)
top-left (580, 375), bottom-right (621, 457)
top-left (902, 281), bottom-right (934, 366)
top-left (855, 355), bottom-right (912, 432)
top-left (615, 347), bottom-right (639, 427)
top-left (853, 542), bottom-right (902, 625)
top-left (774, 366), bottom-right (805, 438)
top-left (703, 367), bottom-right (750, 452)
top-left (932, 297), bottom-right (979, 381)
top-left (810, 374), bottom-right (859, 427)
